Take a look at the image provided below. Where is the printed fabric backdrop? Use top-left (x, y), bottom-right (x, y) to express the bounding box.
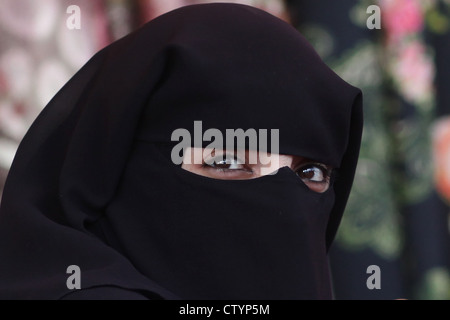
top-left (0, 0), bottom-right (449, 300)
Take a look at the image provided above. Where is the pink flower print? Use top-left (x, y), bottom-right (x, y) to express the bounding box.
top-left (391, 40), bottom-right (435, 104)
top-left (381, 0), bottom-right (424, 43)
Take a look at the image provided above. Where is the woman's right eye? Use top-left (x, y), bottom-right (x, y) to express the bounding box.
top-left (207, 156), bottom-right (244, 170)
top-left (203, 154), bottom-right (250, 173)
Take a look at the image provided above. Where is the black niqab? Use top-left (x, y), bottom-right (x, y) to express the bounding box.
top-left (0, 3), bottom-right (362, 299)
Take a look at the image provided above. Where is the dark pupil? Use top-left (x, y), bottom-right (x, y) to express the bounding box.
top-left (214, 159), bottom-right (230, 169)
top-left (301, 167), bottom-right (315, 179)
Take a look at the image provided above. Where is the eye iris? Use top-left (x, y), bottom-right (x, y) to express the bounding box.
top-left (215, 159), bottom-right (231, 169)
top-left (300, 166), bottom-right (324, 182)
top-left (301, 167), bottom-right (315, 179)
top-left (212, 157), bottom-right (243, 170)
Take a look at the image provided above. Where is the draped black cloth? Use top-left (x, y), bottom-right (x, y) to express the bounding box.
top-left (0, 3), bottom-right (362, 299)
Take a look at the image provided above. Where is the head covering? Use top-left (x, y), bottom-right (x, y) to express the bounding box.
top-left (0, 3), bottom-right (362, 299)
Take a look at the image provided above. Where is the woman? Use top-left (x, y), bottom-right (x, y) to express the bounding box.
top-left (0, 3), bottom-right (362, 299)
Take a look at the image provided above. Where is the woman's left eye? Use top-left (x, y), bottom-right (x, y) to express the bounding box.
top-left (297, 165), bottom-right (326, 182)
top-left (296, 163), bottom-right (332, 182)
top-left (295, 164), bottom-right (332, 193)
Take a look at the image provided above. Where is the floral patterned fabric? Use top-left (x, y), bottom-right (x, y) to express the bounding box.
top-left (0, 0), bottom-right (288, 199)
top-left (1, 0), bottom-right (449, 299)
top-left (286, 0), bottom-right (450, 299)
top-left (0, 0), bottom-right (111, 198)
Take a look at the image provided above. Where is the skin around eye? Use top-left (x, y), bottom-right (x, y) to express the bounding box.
top-left (181, 148), bottom-right (333, 192)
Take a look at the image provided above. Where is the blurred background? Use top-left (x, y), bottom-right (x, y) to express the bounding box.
top-left (0, 0), bottom-right (449, 300)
